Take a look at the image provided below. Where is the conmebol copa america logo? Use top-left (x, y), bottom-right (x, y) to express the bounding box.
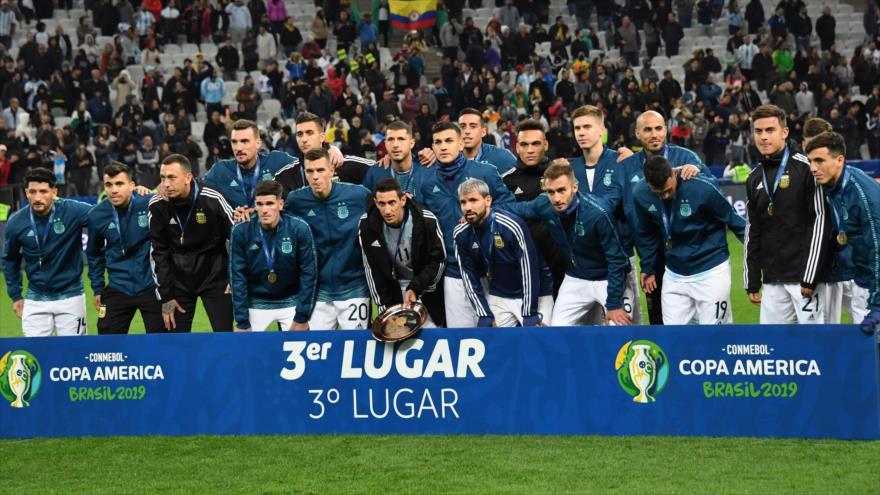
top-left (0, 350), bottom-right (42, 408)
top-left (616, 340), bottom-right (669, 403)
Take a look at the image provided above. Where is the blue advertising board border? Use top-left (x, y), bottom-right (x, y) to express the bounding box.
top-left (1, 325), bottom-right (878, 440)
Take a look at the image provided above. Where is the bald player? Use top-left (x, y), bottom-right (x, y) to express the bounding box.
top-left (619, 110), bottom-right (714, 324)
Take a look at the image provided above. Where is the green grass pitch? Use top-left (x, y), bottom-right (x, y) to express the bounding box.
top-left (0, 234), bottom-right (872, 493)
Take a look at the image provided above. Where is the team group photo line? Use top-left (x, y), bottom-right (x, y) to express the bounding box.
top-left (3, 103), bottom-right (879, 336)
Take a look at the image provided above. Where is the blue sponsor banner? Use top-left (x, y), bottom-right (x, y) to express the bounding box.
top-left (1, 325), bottom-right (878, 439)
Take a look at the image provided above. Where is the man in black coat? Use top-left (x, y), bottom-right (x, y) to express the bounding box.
top-left (358, 178), bottom-right (447, 327)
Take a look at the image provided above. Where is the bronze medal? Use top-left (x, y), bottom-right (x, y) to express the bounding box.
top-left (767, 204), bottom-right (774, 216)
top-left (665, 240), bottom-right (673, 250)
top-left (179, 234), bottom-right (184, 245)
top-left (837, 232), bottom-right (848, 246)
top-left (267, 271), bottom-right (277, 284)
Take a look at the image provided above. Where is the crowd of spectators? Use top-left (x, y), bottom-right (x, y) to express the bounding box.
top-left (0, 0), bottom-right (878, 196)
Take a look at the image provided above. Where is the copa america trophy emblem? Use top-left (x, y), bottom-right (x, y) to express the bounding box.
top-left (629, 344), bottom-right (657, 403)
top-left (8, 354), bottom-right (32, 408)
top-left (371, 303), bottom-right (428, 342)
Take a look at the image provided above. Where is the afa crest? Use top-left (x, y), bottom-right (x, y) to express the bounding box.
top-left (337, 203), bottom-right (349, 219)
top-left (575, 223), bottom-right (586, 237)
top-left (779, 174), bottom-right (790, 189)
top-left (53, 220), bottom-right (65, 234)
top-left (603, 171), bottom-right (613, 187)
top-left (679, 201), bottom-right (692, 217)
top-left (195, 211), bottom-right (207, 224)
top-left (281, 238), bottom-right (293, 254)
top-left (138, 213), bottom-right (149, 228)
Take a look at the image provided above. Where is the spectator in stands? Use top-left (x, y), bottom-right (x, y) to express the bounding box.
top-left (618, 16), bottom-right (640, 67)
top-left (768, 6), bottom-right (787, 41)
top-left (226, 0), bottom-right (251, 44)
top-left (311, 8), bottom-right (328, 49)
top-left (280, 17), bottom-right (303, 55)
top-left (0, 1), bottom-right (14, 49)
top-left (815, 6), bottom-right (835, 52)
top-left (697, 0), bottom-right (713, 37)
top-left (68, 142), bottom-right (95, 194)
top-left (751, 43), bottom-right (773, 90)
top-left (795, 81), bottom-right (814, 116)
top-left (791, 6), bottom-right (812, 53)
top-left (663, 12), bottom-right (684, 56)
top-left (265, 0), bottom-right (286, 35)
top-left (160, 0), bottom-right (181, 43)
top-left (216, 36), bottom-right (240, 81)
top-left (242, 31), bottom-right (259, 71)
top-left (334, 10), bottom-right (357, 53)
top-left (256, 23), bottom-right (277, 68)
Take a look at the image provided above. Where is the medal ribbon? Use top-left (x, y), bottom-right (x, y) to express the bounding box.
top-left (111, 200), bottom-right (133, 257)
top-left (660, 199), bottom-right (673, 247)
top-left (761, 145), bottom-right (790, 212)
top-left (392, 166), bottom-right (415, 196)
top-left (477, 211), bottom-right (496, 278)
top-left (173, 182), bottom-right (199, 244)
top-left (259, 218), bottom-right (278, 276)
top-left (831, 168), bottom-right (850, 236)
top-left (28, 203), bottom-right (56, 266)
top-left (235, 157), bottom-right (262, 207)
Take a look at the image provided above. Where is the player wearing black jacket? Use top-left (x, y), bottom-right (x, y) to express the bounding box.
top-left (744, 106), bottom-right (830, 323)
top-left (358, 178), bottom-right (447, 327)
top-left (502, 120), bottom-right (569, 296)
top-left (274, 112), bottom-right (373, 194)
top-left (149, 154), bottom-right (235, 332)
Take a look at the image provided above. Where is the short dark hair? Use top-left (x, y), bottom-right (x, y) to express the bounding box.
top-left (24, 168), bottom-right (56, 188)
top-left (644, 155), bottom-right (673, 188)
top-left (543, 163), bottom-right (575, 182)
top-left (804, 131), bottom-right (846, 157)
top-left (303, 147), bottom-right (330, 164)
top-left (458, 107), bottom-right (485, 125)
top-left (254, 179), bottom-right (283, 197)
top-left (803, 118), bottom-right (833, 140)
top-left (296, 111), bottom-right (324, 129)
top-left (751, 105), bottom-right (787, 128)
top-left (386, 121), bottom-right (413, 135)
top-left (161, 153), bottom-right (192, 172)
top-left (231, 119), bottom-right (260, 136)
top-left (373, 177), bottom-right (403, 196)
top-left (515, 119), bottom-right (546, 134)
top-left (103, 161), bottom-right (132, 180)
top-left (432, 121), bottom-right (461, 137)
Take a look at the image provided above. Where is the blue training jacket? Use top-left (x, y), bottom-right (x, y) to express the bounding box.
top-left (475, 142), bottom-right (518, 176)
top-left (502, 192), bottom-right (629, 310)
top-left (229, 213), bottom-right (318, 329)
top-left (203, 150), bottom-right (298, 208)
top-left (283, 182), bottom-right (370, 301)
top-left (406, 154), bottom-right (515, 278)
top-left (3, 198), bottom-right (92, 301)
top-left (86, 193), bottom-right (156, 297)
top-left (824, 166), bottom-right (880, 310)
top-left (633, 173), bottom-right (746, 276)
top-left (568, 146), bottom-right (629, 252)
top-left (453, 209), bottom-right (548, 326)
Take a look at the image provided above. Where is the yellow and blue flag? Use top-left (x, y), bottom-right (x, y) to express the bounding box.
top-left (389, 0), bottom-right (437, 30)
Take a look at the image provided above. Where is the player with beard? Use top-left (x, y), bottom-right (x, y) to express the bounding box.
top-left (618, 110), bottom-right (713, 324)
top-left (359, 178), bottom-right (447, 327)
top-left (203, 119), bottom-right (298, 223)
top-left (430, 121), bottom-right (516, 328)
top-left (744, 105), bottom-right (830, 324)
top-left (87, 162), bottom-right (164, 334)
top-left (634, 156), bottom-right (746, 324)
top-left (504, 164), bottom-right (633, 326)
top-left (453, 179), bottom-right (553, 327)
top-left (3, 168), bottom-right (93, 336)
